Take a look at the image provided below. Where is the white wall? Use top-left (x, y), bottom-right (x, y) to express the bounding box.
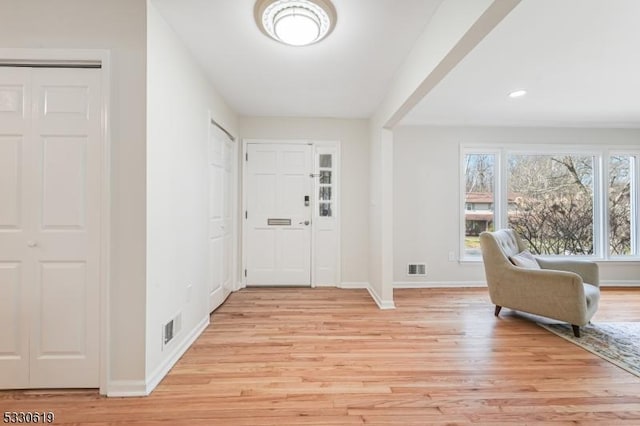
top-left (146, 1), bottom-right (238, 390)
top-left (393, 125), bottom-right (640, 286)
top-left (239, 117), bottom-right (370, 285)
top-left (366, 127), bottom-right (394, 306)
top-left (367, 0), bottom-right (519, 307)
top-left (0, 0), bottom-right (148, 386)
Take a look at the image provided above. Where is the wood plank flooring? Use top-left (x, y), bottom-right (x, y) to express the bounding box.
top-left (2, 287), bottom-right (640, 425)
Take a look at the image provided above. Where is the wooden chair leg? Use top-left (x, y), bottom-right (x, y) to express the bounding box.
top-left (572, 325), bottom-right (580, 338)
top-left (494, 305), bottom-right (502, 317)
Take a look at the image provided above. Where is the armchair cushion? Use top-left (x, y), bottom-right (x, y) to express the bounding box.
top-left (509, 250), bottom-right (541, 269)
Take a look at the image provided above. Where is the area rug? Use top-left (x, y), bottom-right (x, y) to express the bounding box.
top-left (538, 322), bottom-right (640, 378)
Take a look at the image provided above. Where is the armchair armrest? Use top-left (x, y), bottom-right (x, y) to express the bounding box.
top-left (492, 266), bottom-right (590, 325)
top-left (535, 258), bottom-right (599, 287)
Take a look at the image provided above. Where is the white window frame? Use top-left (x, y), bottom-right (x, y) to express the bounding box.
top-left (460, 144), bottom-right (640, 262)
top-left (605, 150), bottom-right (640, 259)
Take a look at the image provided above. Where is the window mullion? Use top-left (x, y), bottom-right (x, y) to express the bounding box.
top-left (497, 149), bottom-right (507, 230)
top-left (594, 152), bottom-right (605, 259)
top-left (632, 155), bottom-right (639, 255)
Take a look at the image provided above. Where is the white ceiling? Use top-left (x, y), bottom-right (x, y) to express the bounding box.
top-left (152, 0), bottom-right (443, 119)
top-left (402, 0), bottom-right (640, 127)
top-left (152, 0), bottom-right (640, 128)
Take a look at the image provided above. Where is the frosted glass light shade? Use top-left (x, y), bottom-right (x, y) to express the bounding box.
top-left (255, 0), bottom-right (336, 46)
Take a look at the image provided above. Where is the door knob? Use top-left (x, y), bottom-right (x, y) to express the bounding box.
top-left (27, 240), bottom-right (38, 248)
top-left (299, 220), bottom-right (310, 226)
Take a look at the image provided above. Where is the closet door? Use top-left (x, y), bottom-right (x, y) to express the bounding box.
top-left (209, 124), bottom-right (234, 312)
top-left (0, 67), bottom-right (31, 388)
top-left (0, 66), bottom-right (101, 389)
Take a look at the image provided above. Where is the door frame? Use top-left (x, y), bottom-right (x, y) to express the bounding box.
top-left (0, 48), bottom-right (111, 394)
top-left (241, 139), bottom-right (341, 288)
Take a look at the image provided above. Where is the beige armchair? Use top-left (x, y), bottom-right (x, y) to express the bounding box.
top-left (479, 229), bottom-right (600, 337)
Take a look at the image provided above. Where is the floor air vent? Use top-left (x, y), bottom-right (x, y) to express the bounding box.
top-left (407, 263), bottom-right (427, 276)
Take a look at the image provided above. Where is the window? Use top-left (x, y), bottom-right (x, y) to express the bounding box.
top-left (317, 153), bottom-right (334, 217)
top-left (508, 154), bottom-right (594, 255)
top-left (461, 146), bottom-right (639, 260)
top-left (609, 155), bottom-right (636, 256)
top-left (463, 153), bottom-right (495, 256)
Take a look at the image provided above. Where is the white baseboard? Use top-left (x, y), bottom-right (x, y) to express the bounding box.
top-left (339, 282), bottom-right (395, 308)
top-left (107, 315), bottom-right (209, 397)
top-left (106, 380), bottom-right (148, 397)
top-left (601, 280), bottom-right (640, 287)
top-left (367, 285), bottom-right (395, 309)
top-left (144, 315), bottom-right (209, 395)
top-left (394, 280), bottom-right (640, 289)
top-left (209, 286), bottom-right (225, 310)
top-left (394, 281), bottom-right (487, 288)
top-left (339, 281), bottom-right (369, 289)
top-left (314, 282), bottom-right (339, 288)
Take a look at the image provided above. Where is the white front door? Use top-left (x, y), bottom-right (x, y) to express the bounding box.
top-left (208, 124), bottom-right (234, 311)
top-left (0, 66), bottom-right (101, 388)
top-left (245, 143), bottom-right (312, 286)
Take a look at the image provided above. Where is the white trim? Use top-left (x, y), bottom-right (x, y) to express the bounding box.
top-left (241, 139), bottom-right (248, 287)
top-left (339, 281), bottom-right (370, 289)
top-left (105, 380), bottom-right (148, 398)
top-left (231, 131), bottom-right (241, 292)
top-left (340, 283), bottom-right (397, 308)
top-left (395, 281), bottom-right (487, 288)
top-left (601, 280), bottom-right (640, 287)
top-left (393, 281), bottom-right (640, 288)
top-left (367, 285), bottom-right (395, 309)
top-left (0, 48), bottom-right (112, 395)
top-left (0, 48), bottom-right (110, 64)
top-left (209, 286), bottom-right (226, 311)
top-left (99, 51), bottom-right (112, 398)
top-left (236, 280), bottom-right (245, 291)
top-left (142, 316), bottom-right (209, 396)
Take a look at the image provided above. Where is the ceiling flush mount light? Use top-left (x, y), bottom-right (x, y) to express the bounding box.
top-left (508, 89), bottom-right (528, 98)
top-left (255, 0), bottom-right (337, 46)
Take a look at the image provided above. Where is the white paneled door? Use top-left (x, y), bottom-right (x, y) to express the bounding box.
top-left (0, 66), bottom-right (101, 389)
top-left (245, 143), bottom-right (312, 286)
top-left (208, 124), bottom-right (234, 311)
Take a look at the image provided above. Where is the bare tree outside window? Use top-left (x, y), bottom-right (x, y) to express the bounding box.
top-left (507, 154), bottom-right (594, 255)
top-left (463, 149), bottom-right (636, 258)
top-left (463, 154), bottom-right (495, 255)
top-left (609, 156), bottom-right (632, 255)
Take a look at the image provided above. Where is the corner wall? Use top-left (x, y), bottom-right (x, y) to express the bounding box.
top-left (367, 0), bottom-right (519, 307)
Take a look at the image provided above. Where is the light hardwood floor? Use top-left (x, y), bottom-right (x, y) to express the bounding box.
top-left (2, 287), bottom-right (640, 425)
